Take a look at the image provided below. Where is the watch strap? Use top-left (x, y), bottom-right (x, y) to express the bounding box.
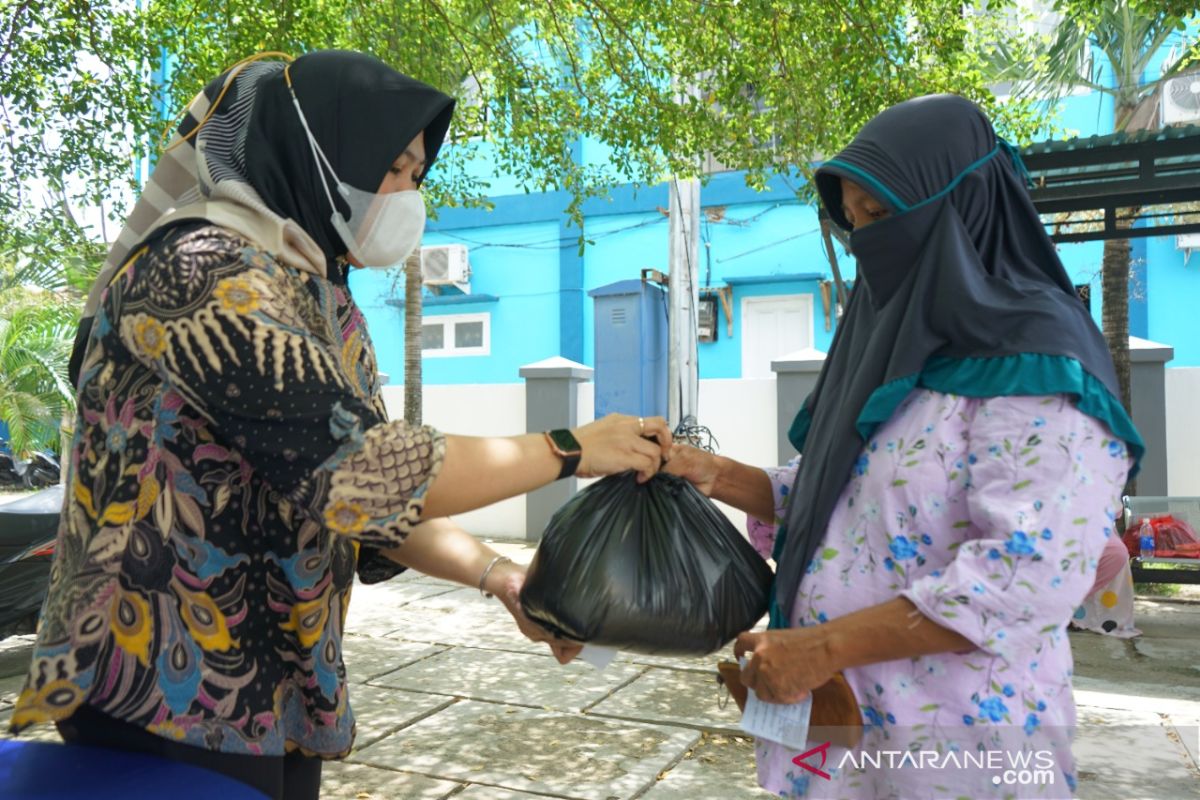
top-left (544, 430), bottom-right (581, 480)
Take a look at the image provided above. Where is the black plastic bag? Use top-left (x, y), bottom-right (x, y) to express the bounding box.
top-left (520, 471), bottom-right (774, 655)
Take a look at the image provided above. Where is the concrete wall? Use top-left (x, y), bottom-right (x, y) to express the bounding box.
top-left (381, 383), bottom-right (526, 537)
top-left (382, 366), bottom-right (1200, 537)
top-left (381, 376), bottom-right (779, 538)
top-left (1166, 367), bottom-right (1200, 496)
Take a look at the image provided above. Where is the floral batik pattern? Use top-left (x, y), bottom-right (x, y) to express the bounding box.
top-left (12, 223), bottom-right (442, 757)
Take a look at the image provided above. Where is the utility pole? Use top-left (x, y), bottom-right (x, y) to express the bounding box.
top-left (667, 177), bottom-right (700, 430)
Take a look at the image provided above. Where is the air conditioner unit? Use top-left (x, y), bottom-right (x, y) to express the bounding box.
top-left (1178, 232), bottom-right (1200, 250)
top-left (420, 244), bottom-right (470, 288)
top-left (1161, 73), bottom-right (1200, 125)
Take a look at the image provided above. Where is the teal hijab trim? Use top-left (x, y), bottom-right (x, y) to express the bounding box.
top-left (821, 139), bottom-right (1033, 219)
top-left (769, 352), bottom-right (1143, 629)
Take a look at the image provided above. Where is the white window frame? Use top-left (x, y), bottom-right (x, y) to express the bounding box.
top-left (421, 312), bottom-right (491, 358)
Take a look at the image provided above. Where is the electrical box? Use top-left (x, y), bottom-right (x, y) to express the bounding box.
top-left (698, 296), bottom-right (718, 342)
top-left (589, 279), bottom-right (668, 419)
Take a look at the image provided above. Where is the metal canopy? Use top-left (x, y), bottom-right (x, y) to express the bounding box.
top-left (1021, 125), bottom-right (1200, 243)
top-left (814, 125), bottom-right (1200, 247)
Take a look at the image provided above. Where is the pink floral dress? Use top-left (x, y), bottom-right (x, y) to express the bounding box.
top-left (747, 389), bottom-right (1132, 799)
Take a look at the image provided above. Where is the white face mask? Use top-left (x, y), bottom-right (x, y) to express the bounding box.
top-left (288, 84), bottom-right (426, 268)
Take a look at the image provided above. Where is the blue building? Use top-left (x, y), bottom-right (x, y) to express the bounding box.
top-left (350, 39), bottom-right (1200, 392)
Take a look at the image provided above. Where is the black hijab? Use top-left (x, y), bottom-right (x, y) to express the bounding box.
top-left (244, 50), bottom-right (455, 279)
top-left (770, 94), bottom-right (1142, 626)
top-left (71, 51), bottom-right (455, 385)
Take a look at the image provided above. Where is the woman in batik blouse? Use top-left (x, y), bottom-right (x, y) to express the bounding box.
top-left (668, 95), bottom-right (1143, 799)
top-left (10, 50), bottom-right (669, 799)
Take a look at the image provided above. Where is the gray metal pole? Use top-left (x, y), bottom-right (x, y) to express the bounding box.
top-left (668, 177), bottom-right (700, 429)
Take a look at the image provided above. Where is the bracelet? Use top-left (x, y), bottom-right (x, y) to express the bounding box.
top-left (478, 556), bottom-right (512, 598)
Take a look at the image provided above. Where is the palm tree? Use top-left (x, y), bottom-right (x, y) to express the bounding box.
top-left (996, 1), bottom-right (1199, 411)
top-left (0, 264), bottom-right (79, 457)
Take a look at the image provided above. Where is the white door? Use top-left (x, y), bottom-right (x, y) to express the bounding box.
top-left (741, 294), bottom-right (813, 378)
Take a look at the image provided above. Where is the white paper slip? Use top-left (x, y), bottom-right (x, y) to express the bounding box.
top-left (579, 644), bottom-right (618, 671)
top-left (741, 686), bottom-right (813, 749)
top-left (738, 657), bottom-right (813, 750)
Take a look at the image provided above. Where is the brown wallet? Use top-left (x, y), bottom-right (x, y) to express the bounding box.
top-left (717, 661), bottom-right (863, 749)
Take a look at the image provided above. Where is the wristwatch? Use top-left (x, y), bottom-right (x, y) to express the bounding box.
top-left (544, 429), bottom-right (582, 480)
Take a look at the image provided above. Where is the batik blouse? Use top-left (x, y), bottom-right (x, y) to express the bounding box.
top-left (11, 223), bottom-right (443, 757)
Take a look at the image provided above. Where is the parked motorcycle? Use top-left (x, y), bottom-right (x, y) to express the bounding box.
top-left (0, 484), bottom-right (62, 638)
top-left (0, 450), bottom-right (60, 490)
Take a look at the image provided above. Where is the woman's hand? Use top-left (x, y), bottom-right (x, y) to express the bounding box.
top-left (735, 627), bottom-right (839, 705)
top-left (573, 414), bottom-right (671, 483)
top-left (734, 598), bottom-right (977, 705)
top-left (663, 443), bottom-right (721, 495)
top-left (487, 561), bottom-right (583, 665)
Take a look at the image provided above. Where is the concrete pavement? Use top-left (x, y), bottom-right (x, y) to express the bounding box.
top-left (1, 540), bottom-right (1198, 798)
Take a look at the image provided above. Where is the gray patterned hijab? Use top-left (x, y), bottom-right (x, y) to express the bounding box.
top-left (71, 50), bottom-right (455, 385)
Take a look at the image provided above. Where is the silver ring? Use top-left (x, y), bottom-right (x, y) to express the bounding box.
top-left (638, 417), bottom-right (645, 434)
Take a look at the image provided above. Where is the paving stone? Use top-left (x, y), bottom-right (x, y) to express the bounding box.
top-left (350, 700), bottom-right (699, 800)
top-left (341, 635), bottom-right (447, 683)
top-left (1130, 639), bottom-right (1200, 679)
top-left (346, 582), bottom-right (461, 633)
top-left (640, 732), bottom-right (767, 799)
top-left (0, 634), bottom-right (35, 680)
top-left (347, 683), bottom-right (457, 749)
top-left (0, 673), bottom-right (27, 710)
top-left (389, 569), bottom-right (457, 586)
top-left (0, 708), bottom-right (61, 742)
top-left (381, 604), bottom-right (549, 655)
top-left (404, 587), bottom-right (498, 612)
top-left (1074, 706), bottom-right (1199, 799)
top-left (616, 649), bottom-right (734, 672)
top-left (587, 667), bottom-right (743, 734)
top-left (319, 761), bottom-right (461, 799)
top-left (370, 647), bottom-right (644, 713)
top-left (1167, 716), bottom-right (1200, 777)
top-left (454, 785), bottom-right (557, 799)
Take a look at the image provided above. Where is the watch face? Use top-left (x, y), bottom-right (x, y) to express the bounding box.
top-left (548, 428), bottom-right (582, 455)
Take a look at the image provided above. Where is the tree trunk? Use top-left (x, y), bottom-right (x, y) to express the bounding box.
top-left (1101, 216), bottom-right (1137, 498)
top-left (1100, 229), bottom-right (1131, 414)
top-left (403, 240), bottom-right (423, 426)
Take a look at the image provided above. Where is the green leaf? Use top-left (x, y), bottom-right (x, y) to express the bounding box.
top-left (1012, 479), bottom-right (1032, 490)
top-left (892, 479), bottom-right (908, 486)
top-left (822, 547), bottom-right (839, 560)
